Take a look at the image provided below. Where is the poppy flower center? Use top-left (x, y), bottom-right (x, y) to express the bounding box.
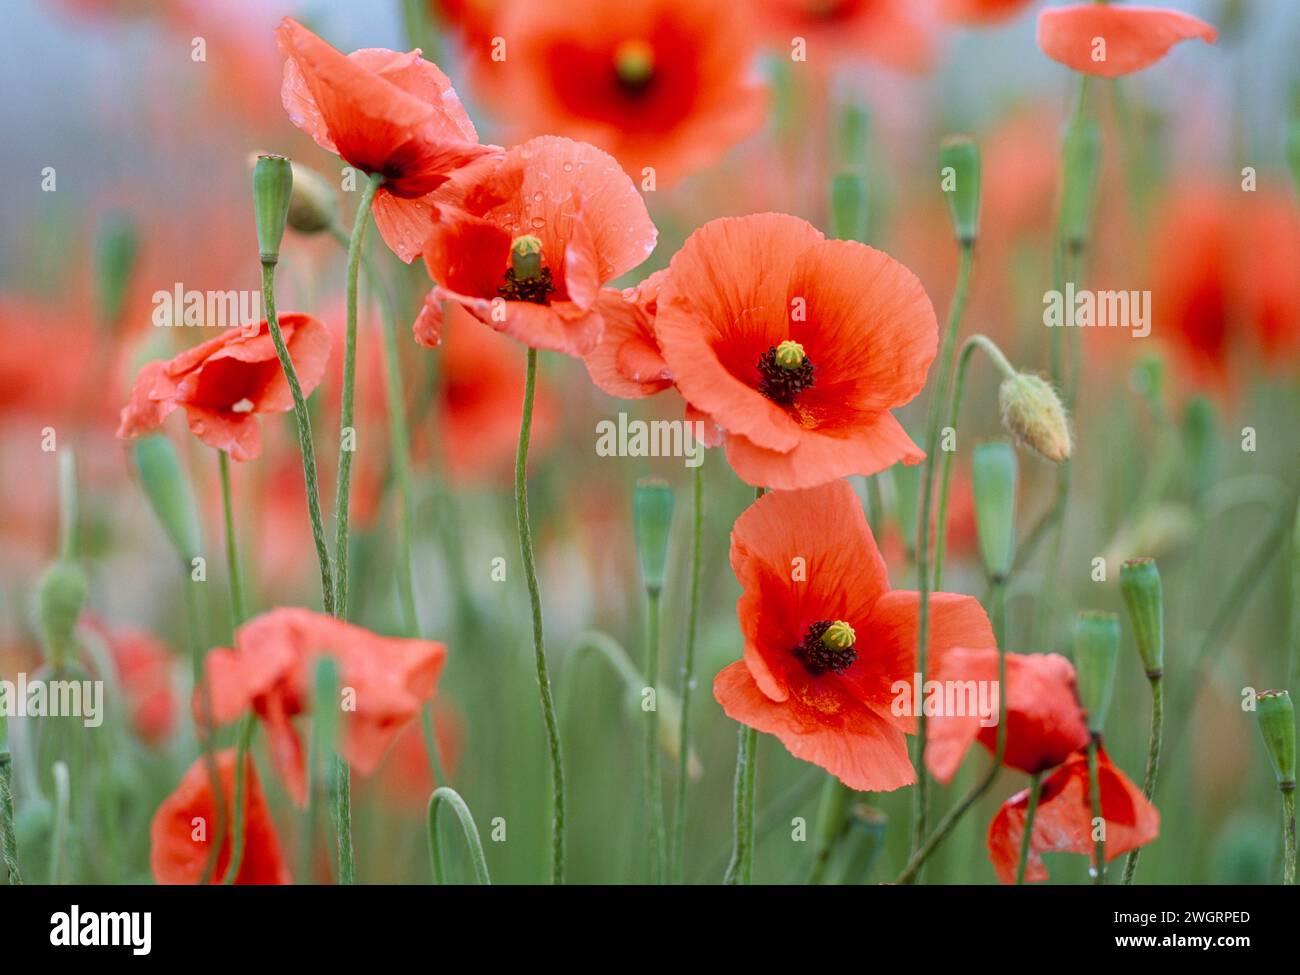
top-left (757, 340), bottom-right (815, 405)
top-left (613, 39), bottom-right (656, 95)
top-left (793, 619), bottom-right (857, 676)
top-left (499, 234), bottom-right (554, 305)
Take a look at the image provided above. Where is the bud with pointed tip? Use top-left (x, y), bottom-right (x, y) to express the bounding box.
top-left (1074, 610), bottom-right (1120, 735)
top-left (1120, 558), bottom-right (1163, 676)
top-left (132, 436), bottom-right (201, 560)
top-left (999, 372), bottom-right (1072, 463)
top-left (253, 154), bottom-right (293, 264)
top-left (633, 479), bottom-right (674, 594)
top-left (1256, 690), bottom-right (1296, 787)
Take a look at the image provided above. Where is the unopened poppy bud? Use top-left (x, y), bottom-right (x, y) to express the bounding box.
top-left (633, 478), bottom-right (674, 594)
top-left (821, 620), bottom-right (856, 651)
top-left (775, 340), bottom-right (806, 370)
top-left (132, 436), bottom-right (201, 560)
top-left (972, 440), bottom-right (1018, 581)
top-left (614, 39), bottom-right (655, 90)
top-left (95, 211), bottom-right (138, 329)
top-left (38, 561), bottom-right (86, 671)
top-left (1120, 558), bottom-right (1164, 677)
top-left (1074, 610), bottom-right (1120, 735)
top-left (939, 135), bottom-right (980, 246)
top-left (287, 161), bottom-right (338, 234)
top-left (999, 372), bottom-right (1072, 462)
top-left (1183, 395), bottom-right (1218, 500)
top-left (252, 154), bottom-right (293, 264)
top-left (1061, 118), bottom-right (1101, 251)
top-left (510, 235), bottom-right (545, 281)
top-left (1256, 690), bottom-right (1296, 787)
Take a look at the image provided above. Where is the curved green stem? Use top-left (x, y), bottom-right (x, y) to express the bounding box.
top-left (515, 347), bottom-right (566, 884)
top-left (1088, 735), bottom-right (1105, 884)
top-left (644, 588), bottom-right (666, 883)
top-left (1015, 772), bottom-right (1043, 885)
top-left (672, 459), bottom-right (705, 883)
top-left (724, 725), bottom-right (758, 884)
top-left (1123, 674), bottom-right (1162, 884)
top-left (332, 172), bottom-right (383, 620)
top-left (426, 786), bottom-right (490, 884)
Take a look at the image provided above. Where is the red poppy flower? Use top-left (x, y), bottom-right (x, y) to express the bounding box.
top-left (939, 0), bottom-right (1034, 24)
top-left (712, 480), bottom-right (995, 791)
top-left (368, 702), bottom-right (464, 810)
top-left (117, 315), bottom-right (330, 462)
top-left (478, 0), bottom-right (767, 185)
top-left (655, 213), bottom-right (936, 489)
top-left (85, 618), bottom-right (178, 746)
top-left (277, 17), bottom-right (497, 262)
top-left (419, 135), bottom-right (657, 357)
top-left (201, 607), bottom-right (446, 806)
top-left (987, 746), bottom-right (1160, 883)
top-left (1037, 4), bottom-right (1217, 79)
top-left (582, 270), bottom-right (673, 398)
top-left (752, 0), bottom-right (933, 72)
top-left (925, 648), bottom-right (1089, 784)
top-left (150, 749), bottom-right (291, 885)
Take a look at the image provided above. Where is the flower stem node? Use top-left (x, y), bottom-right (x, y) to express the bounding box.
top-left (998, 372), bottom-right (1072, 463)
top-left (1120, 558), bottom-right (1164, 676)
top-left (253, 154), bottom-right (294, 264)
top-left (1257, 690), bottom-right (1296, 788)
top-left (1074, 610), bottom-right (1120, 735)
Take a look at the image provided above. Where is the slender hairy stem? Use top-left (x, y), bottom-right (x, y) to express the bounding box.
top-left (1088, 735), bottom-right (1105, 884)
top-left (217, 450), bottom-right (246, 629)
top-left (1123, 674), bottom-right (1163, 884)
top-left (912, 242), bottom-right (974, 856)
top-left (422, 703), bottom-right (448, 787)
top-left (1282, 786), bottom-right (1296, 885)
top-left (515, 348), bottom-right (566, 883)
top-left (644, 588), bottom-right (666, 882)
top-left (221, 715), bottom-right (256, 884)
top-left (0, 716), bottom-right (21, 883)
top-left (1015, 773), bottom-right (1043, 885)
top-left (332, 173), bottom-right (383, 620)
top-left (49, 761), bottom-right (69, 884)
top-left (260, 260), bottom-right (334, 616)
top-left (724, 726), bottom-right (759, 884)
top-left (672, 459), bottom-right (704, 883)
top-left (426, 786), bottom-right (491, 884)
top-left (335, 756), bottom-right (354, 884)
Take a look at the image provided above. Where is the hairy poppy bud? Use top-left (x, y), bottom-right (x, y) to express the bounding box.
top-left (633, 478), bottom-right (674, 594)
top-left (1074, 610), bottom-right (1120, 734)
top-left (1257, 690), bottom-right (1296, 787)
top-left (287, 161), bottom-right (338, 235)
top-left (999, 372), bottom-right (1072, 462)
top-left (132, 436), bottom-right (201, 560)
top-left (1061, 118), bottom-right (1101, 251)
top-left (253, 154), bottom-right (294, 264)
top-left (972, 440), bottom-right (1018, 581)
top-left (38, 561), bottom-right (86, 671)
top-left (95, 211), bottom-right (138, 329)
top-left (939, 135), bottom-right (980, 246)
top-left (1120, 558), bottom-right (1164, 676)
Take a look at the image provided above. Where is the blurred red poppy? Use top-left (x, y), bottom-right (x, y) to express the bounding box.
top-left (419, 136), bottom-right (657, 357)
top-left (478, 0), bottom-right (767, 185)
top-left (987, 746), bottom-right (1159, 883)
top-left (1037, 4), bottom-right (1217, 78)
top-left (925, 648), bottom-right (1089, 784)
top-left (117, 315), bottom-right (330, 462)
top-left (655, 213), bottom-right (936, 489)
top-left (939, 0), bottom-right (1034, 24)
top-left (201, 607), bottom-right (446, 806)
top-left (277, 17), bottom-right (497, 262)
top-left (713, 481), bottom-right (995, 791)
top-left (368, 703), bottom-right (464, 810)
top-left (86, 617), bottom-right (178, 746)
top-left (582, 270), bottom-right (673, 398)
top-left (751, 0), bottom-right (933, 72)
top-left (150, 749), bottom-right (291, 885)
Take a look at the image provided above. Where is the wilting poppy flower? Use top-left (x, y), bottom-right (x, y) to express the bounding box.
top-left (712, 480), bottom-right (995, 791)
top-left (655, 213), bottom-right (936, 489)
top-left (117, 315), bottom-right (330, 462)
top-left (85, 617), bottom-right (178, 745)
top-left (987, 746), bottom-right (1160, 883)
top-left (582, 270), bottom-right (673, 398)
top-left (1037, 4), bottom-right (1217, 79)
top-left (201, 607), bottom-right (446, 806)
top-left (478, 0), bottom-right (766, 185)
top-left (925, 648), bottom-right (1090, 784)
top-left (150, 749), bottom-right (291, 885)
top-left (277, 17), bottom-right (496, 262)
top-left (419, 135), bottom-right (657, 357)
top-left (751, 0), bottom-right (933, 72)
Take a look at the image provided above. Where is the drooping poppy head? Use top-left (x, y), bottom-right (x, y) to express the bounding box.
top-left (1036, 4), bottom-right (1217, 79)
top-left (117, 315), bottom-right (331, 462)
top-left (712, 480), bottom-right (996, 792)
top-left (582, 270), bottom-right (673, 398)
top-left (277, 17), bottom-right (497, 262)
top-left (939, 0), bottom-right (1034, 24)
top-left (201, 607), bottom-right (447, 806)
top-left (926, 648), bottom-right (1090, 784)
top-left (987, 746), bottom-right (1160, 883)
top-left (655, 213), bottom-right (937, 489)
top-left (750, 0), bottom-right (933, 72)
top-left (419, 135), bottom-right (658, 357)
top-left (150, 749), bottom-right (291, 885)
top-left (477, 0), bottom-right (767, 185)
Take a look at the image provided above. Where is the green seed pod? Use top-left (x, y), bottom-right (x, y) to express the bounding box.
top-left (1074, 610), bottom-right (1120, 734)
top-left (1256, 689), bottom-right (1296, 787)
top-left (132, 436), bottom-right (201, 560)
top-left (38, 560), bottom-right (87, 671)
top-left (1120, 558), bottom-right (1164, 676)
top-left (1061, 118), bottom-right (1101, 251)
top-left (939, 135), bottom-right (981, 246)
top-left (252, 154), bottom-right (294, 264)
top-left (510, 235), bottom-right (544, 281)
top-left (971, 440), bottom-right (1018, 581)
top-left (633, 479), bottom-right (674, 594)
top-left (95, 210), bottom-right (138, 329)
top-left (998, 372), bottom-right (1072, 463)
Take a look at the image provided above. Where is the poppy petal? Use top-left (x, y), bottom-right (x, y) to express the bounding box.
top-left (1037, 4), bottom-right (1217, 79)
